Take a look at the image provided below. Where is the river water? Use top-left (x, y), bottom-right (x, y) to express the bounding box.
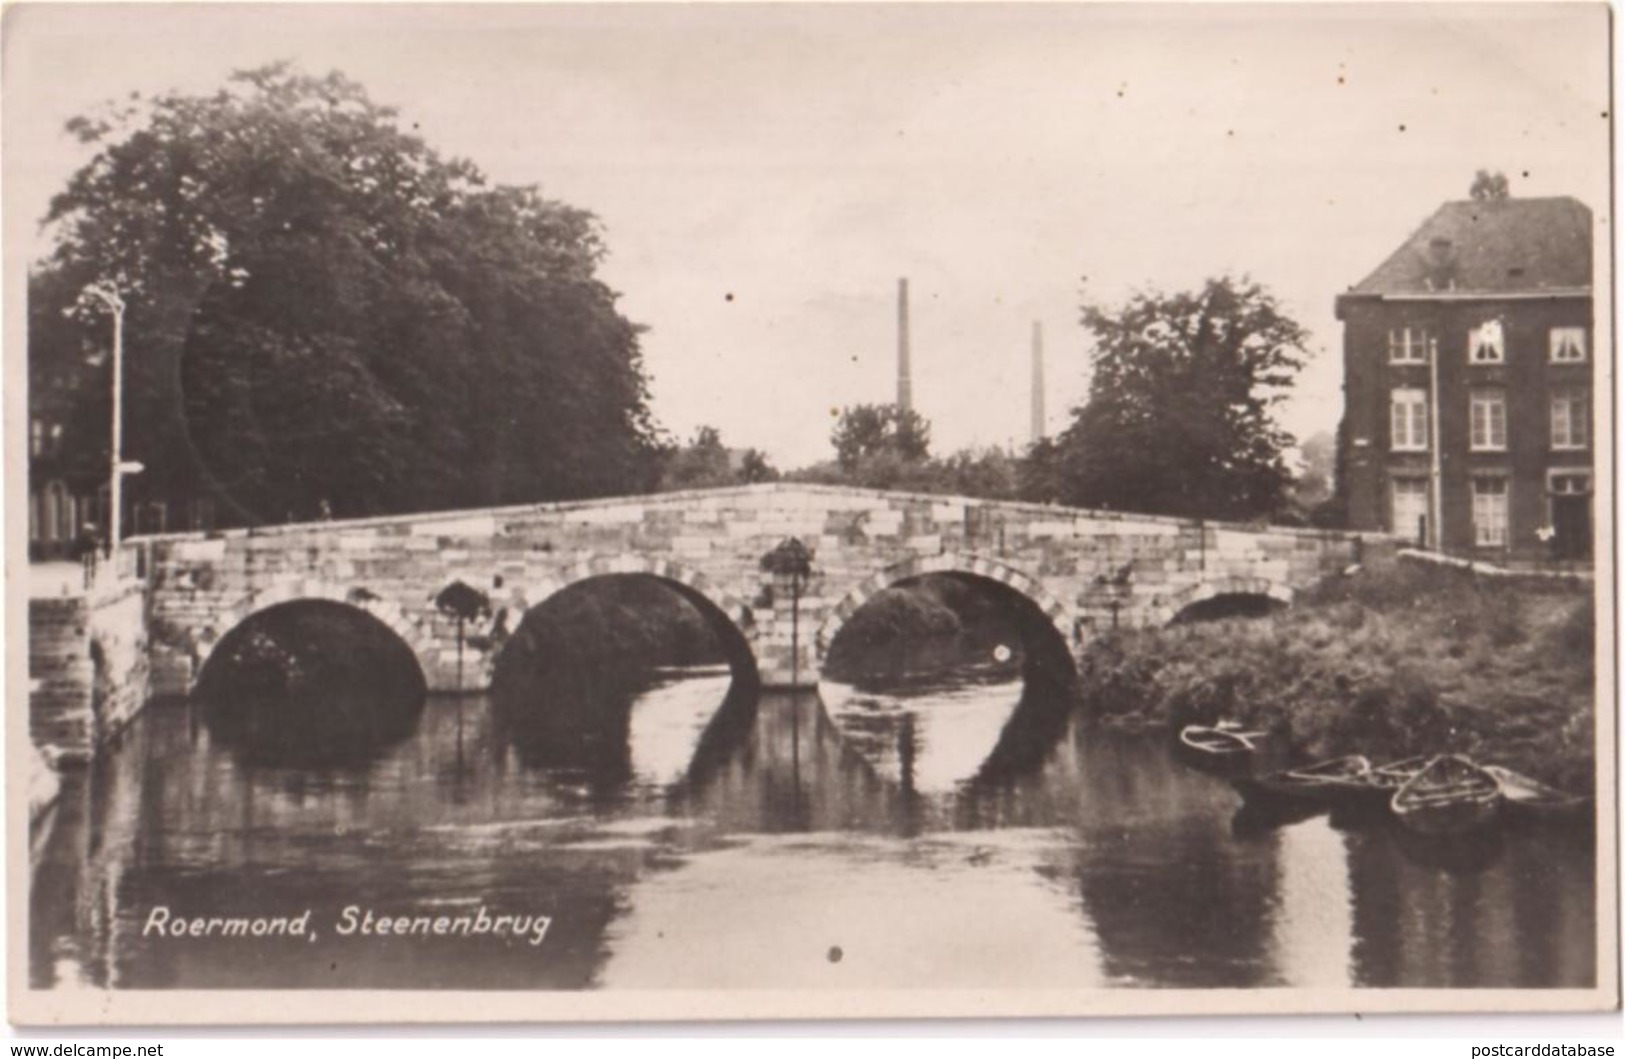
top-left (30, 664), bottom-right (1595, 991)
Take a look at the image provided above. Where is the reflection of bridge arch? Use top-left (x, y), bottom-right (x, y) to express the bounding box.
top-left (1153, 576), bottom-right (1294, 626)
top-left (816, 552), bottom-right (1074, 666)
top-left (509, 555), bottom-right (760, 681)
top-left (195, 580), bottom-right (437, 690)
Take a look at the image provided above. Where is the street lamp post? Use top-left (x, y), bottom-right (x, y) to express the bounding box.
top-left (83, 284), bottom-right (126, 556)
top-left (761, 537), bottom-right (814, 812)
top-left (760, 537), bottom-right (813, 687)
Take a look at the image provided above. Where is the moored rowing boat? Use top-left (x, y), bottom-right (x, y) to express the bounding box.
top-left (1392, 754), bottom-right (1502, 835)
top-left (1483, 765), bottom-right (1593, 824)
top-left (1231, 754), bottom-right (1372, 809)
top-left (1177, 724), bottom-right (1269, 774)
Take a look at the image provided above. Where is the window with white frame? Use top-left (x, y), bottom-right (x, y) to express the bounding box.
top-left (1472, 477), bottom-right (1509, 547)
top-left (1469, 390), bottom-right (1507, 451)
top-left (1390, 388), bottom-right (1428, 451)
top-left (1468, 319), bottom-right (1505, 363)
top-left (1388, 328), bottom-right (1431, 364)
top-left (1551, 388), bottom-right (1589, 450)
top-left (1550, 472), bottom-right (1591, 495)
top-left (1391, 477), bottom-right (1430, 543)
top-left (1550, 327), bottom-right (1587, 363)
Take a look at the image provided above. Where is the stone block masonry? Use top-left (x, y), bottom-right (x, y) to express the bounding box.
top-left (29, 581), bottom-right (151, 763)
top-left (134, 483), bottom-right (1365, 694)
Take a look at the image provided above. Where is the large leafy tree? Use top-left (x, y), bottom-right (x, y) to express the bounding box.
top-left (1051, 276), bottom-right (1306, 520)
top-left (30, 64), bottom-right (658, 525)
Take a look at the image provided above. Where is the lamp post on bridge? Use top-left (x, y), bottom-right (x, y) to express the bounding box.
top-left (435, 580), bottom-right (491, 693)
top-left (761, 538), bottom-right (814, 798)
top-left (760, 537), bottom-right (814, 688)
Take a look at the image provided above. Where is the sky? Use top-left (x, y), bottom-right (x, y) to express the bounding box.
top-left (3, 3), bottom-right (1611, 468)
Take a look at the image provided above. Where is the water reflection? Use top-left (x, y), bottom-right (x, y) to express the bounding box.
top-left (31, 662), bottom-right (1596, 991)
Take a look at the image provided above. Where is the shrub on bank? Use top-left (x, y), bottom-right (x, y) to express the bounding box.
top-left (496, 576), bottom-right (727, 684)
top-left (1077, 562), bottom-right (1595, 791)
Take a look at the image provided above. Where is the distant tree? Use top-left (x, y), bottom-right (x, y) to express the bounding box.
top-left (737, 448), bottom-right (779, 484)
top-left (1292, 430), bottom-right (1336, 507)
top-left (1017, 437), bottom-right (1065, 503)
top-left (1051, 276), bottom-right (1307, 521)
top-left (656, 426), bottom-right (779, 490)
top-left (1318, 418), bottom-right (1354, 529)
top-left (934, 446), bottom-right (1019, 500)
top-left (1277, 430), bottom-right (1340, 527)
top-left (658, 426), bottom-right (732, 490)
top-left (30, 63), bottom-right (659, 525)
top-left (830, 403), bottom-right (931, 472)
top-left (1470, 169), bottom-right (1511, 202)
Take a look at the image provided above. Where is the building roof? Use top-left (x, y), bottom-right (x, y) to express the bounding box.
top-left (1345, 196), bottom-right (1592, 297)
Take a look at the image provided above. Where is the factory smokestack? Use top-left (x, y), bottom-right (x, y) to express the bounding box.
top-left (896, 278), bottom-right (912, 412)
top-left (1030, 320), bottom-right (1046, 444)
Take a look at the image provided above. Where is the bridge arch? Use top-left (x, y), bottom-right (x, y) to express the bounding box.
top-left (506, 554), bottom-right (759, 681)
top-left (816, 552), bottom-right (1074, 668)
top-left (193, 580), bottom-right (437, 691)
top-left (1152, 575), bottom-right (1294, 626)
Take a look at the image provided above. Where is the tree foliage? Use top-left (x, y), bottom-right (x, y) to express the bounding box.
top-left (1049, 276), bottom-right (1306, 520)
top-left (658, 426), bottom-right (731, 490)
top-left (737, 448), bottom-right (779, 484)
top-left (30, 64), bottom-right (659, 524)
top-left (830, 403), bottom-right (931, 473)
top-left (655, 425), bottom-right (778, 491)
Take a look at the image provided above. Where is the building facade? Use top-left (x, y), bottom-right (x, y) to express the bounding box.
top-left (1335, 196), bottom-right (1595, 564)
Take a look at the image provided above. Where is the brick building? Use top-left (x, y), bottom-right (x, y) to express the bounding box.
top-left (1335, 196), bottom-right (1596, 564)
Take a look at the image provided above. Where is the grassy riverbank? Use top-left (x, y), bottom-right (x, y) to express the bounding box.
top-left (1077, 561), bottom-right (1596, 791)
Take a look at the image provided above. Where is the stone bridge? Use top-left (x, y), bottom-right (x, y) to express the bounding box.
top-left (137, 483), bottom-right (1365, 693)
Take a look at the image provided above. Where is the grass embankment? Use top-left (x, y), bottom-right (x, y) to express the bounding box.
top-left (1077, 561), bottom-right (1596, 791)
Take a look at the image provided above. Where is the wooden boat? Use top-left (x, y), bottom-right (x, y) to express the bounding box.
top-left (1231, 754), bottom-right (1372, 808)
top-left (1371, 755), bottom-right (1430, 784)
top-left (1313, 755), bottom-right (1428, 811)
top-left (1179, 723), bottom-right (1267, 758)
top-left (1483, 765), bottom-right (1593, 824)
top-left (1176, 722), bottom-right (1270, 777)
top-left (1391, 754), bottom-right (1502, 835)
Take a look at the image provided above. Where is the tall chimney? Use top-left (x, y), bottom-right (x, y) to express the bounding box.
top-left (1030, 320), bottom-right (1046, 444)
top-left (896, 277), bottom-right (913, 412)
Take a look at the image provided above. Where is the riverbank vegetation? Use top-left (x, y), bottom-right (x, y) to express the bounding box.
top-left (823, 575), bottom-right (1023, 682)
top-left (495, 577), bottom-right (726, 687)
top-left (489, 578), bottom-right (730, 775)
top-left (1076, 562), bottom-right (1596, 791)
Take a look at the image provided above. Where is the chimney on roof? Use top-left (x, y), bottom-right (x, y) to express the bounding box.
top-left (1030, 321), bottom-right (1046, 445)
top-left (896, 278), bottom-right (912, 412)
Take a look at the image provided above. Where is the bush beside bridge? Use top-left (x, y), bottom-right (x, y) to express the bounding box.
top-left (1076, 562), bottom-right (1595, 792)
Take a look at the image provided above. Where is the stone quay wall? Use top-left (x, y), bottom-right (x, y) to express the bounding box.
top-left (29, 580), bottom-right (151, 764)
